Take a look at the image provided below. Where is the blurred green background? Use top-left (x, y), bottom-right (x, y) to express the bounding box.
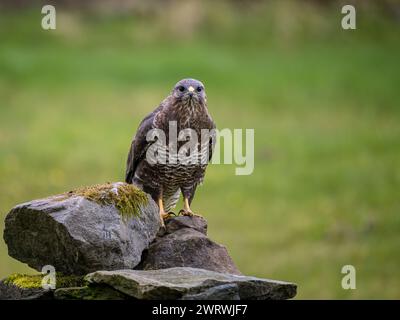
top-left (0, 0), bottom-right (399, 299)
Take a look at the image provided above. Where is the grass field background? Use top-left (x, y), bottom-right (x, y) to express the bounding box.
top-left (0, 1), bottom-right (399, 298)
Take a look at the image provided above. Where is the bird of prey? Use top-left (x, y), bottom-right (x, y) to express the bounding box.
top-left (125, 78), bottom-right (216, 226)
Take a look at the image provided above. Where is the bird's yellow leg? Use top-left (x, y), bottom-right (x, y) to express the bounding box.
top-left (158, 198), bottom-right (175, 227)
top-left (179, 198), bottom-right (202, 217)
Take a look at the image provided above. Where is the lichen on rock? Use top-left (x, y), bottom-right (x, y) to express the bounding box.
top-left (62, 182), bottom-right (148, 221)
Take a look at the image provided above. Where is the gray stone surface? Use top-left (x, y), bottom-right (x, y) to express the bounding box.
top-left (85, 267), bottom-right (297, 300)
top-left (0, 281), bottom-right (53, 300)
top-left (162, 215), bottom-right (208, 235)
top-left (3, 185), bottom-right (161, 275)
top-left (182, 283), bottom-right (240, 300)
top-left (138, 216), bottom-right (242, 275)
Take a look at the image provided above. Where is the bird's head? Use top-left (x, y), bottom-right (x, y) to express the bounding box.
top-left (172, 78), bottom-right (206, 108)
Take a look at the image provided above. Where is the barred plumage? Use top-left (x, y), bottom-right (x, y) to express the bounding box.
top-left (125, 79), bottom-right (216, 225)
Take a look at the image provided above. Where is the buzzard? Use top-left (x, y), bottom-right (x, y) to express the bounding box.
top-left (125, 79), bottom-right (216, 226)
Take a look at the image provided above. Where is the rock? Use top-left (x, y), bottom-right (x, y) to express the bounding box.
top-left (3, 182), bottom-right (161, 275)
top-left (182, 283), bottom-right (240, 300)
top-left (0, 281), bottom-right (53, 300)
top-left (1, 268), bottom-right (297, 300)
top-left (85, 267), bottom-right (297, 300)
top-left (137, 216), bottom-right (241, 275)
top-left (161, 215), bottom-right (208, 235)
top-left (3, 184), bottom-right (298, 300)
top-left (54, 285), bottom-right (132, 300)
top-left (0, 273), bottom-right (84, 300)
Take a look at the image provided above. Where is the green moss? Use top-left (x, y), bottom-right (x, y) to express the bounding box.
top-left (4, 273), bottom-right (43, 289)
top-left (4, 273), bottom-right (85, 289)
top-left (62, 182), bottom-right (148, 221)
top-left (55, 285), bottom-right (131, 300)
top-left (56, 275), bottom-right (86, 288)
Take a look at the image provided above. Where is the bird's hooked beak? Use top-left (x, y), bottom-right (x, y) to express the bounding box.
top-left (181, 85), bottom-right (200, 108)
top-left (187, 86), bottom-right (195, 104)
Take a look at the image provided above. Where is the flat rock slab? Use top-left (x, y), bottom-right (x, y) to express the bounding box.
top-left (85, 267), bottom-right (297, 300)
top-left (3, 182), bottom-right (161, 275)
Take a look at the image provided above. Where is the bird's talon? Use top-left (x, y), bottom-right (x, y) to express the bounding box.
top-left (179, 209), bottom-right (201, 217)
top-left (179, 209), bottom-right (189, 216)
top-left (161, 212), bottom-right (175, 220)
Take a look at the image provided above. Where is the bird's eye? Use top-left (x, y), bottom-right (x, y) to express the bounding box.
top-left (196, 86), bottom-right (202, 92)
top-left (178, 86), bottom-right (185, 92)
